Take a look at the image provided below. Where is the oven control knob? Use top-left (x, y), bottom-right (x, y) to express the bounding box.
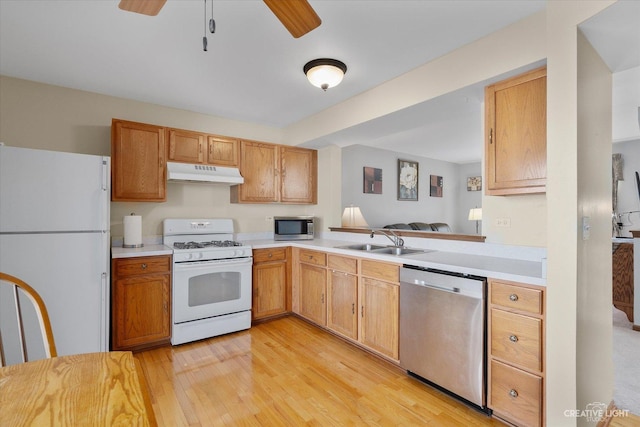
top-left (193, 252), bottom-right (203, 260)
top-left (184, 253), bottom-right (193, 261)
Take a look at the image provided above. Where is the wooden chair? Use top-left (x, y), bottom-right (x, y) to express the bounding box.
top-left (0, 272), bottom-right (57, 366)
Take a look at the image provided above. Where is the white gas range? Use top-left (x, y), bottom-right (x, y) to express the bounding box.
top-left (163, 219), bottom-right (252, 345)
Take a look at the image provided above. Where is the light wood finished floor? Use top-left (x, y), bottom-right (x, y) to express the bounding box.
top-left (135, 316), bottom-right (502, 426)
top-left (135, 316), bottom-right (640, 426)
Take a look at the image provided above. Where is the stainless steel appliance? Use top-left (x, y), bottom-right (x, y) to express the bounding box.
top-left (399, 265), bottom-right (487, 410)
top-left (0, 146), bottom-right (110, 365)
top-left (163, 219), bottom-right (252, 345)
top-left (274, 216), bottom-right (315, 241)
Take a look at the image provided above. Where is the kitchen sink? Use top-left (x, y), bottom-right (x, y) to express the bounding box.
top-left (335, 244), bottom-right (387, 251)
top-left (374, 247), bottom-right (425, 256)
top-left (335, 244), bottom-right (426, 256)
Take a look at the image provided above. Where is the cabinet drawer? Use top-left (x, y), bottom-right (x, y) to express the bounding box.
top-left (253, 247), bottom-right (287, 263)
top-left (491, 360), bottom-right (542, 427)
top-left (299, 249), bottom-right (326, 266)
top-left (114, 256), bottom-right (171, 277)
top-left (491, 281), bottom-right (542, 315)
top-left (361, 260), bottom-right (399, 283)
top-left (491, 309), bottom-right (542, 372)
top-left (328, 254), bottom-right (357, 274)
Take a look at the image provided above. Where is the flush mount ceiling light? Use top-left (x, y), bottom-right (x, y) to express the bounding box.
top-left (303, 58), bottom-right (347, 91)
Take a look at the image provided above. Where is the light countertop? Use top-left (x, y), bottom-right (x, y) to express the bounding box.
top-left (111, 244), bottom-right (173, 259)
top-left (245, 238), bottom-right (546, 286)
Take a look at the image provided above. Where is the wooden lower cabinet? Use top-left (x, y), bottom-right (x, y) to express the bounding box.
top-left (488, 278), bottom-right (545, 427)
top-left (327, 255), bottom-right (358, 340)
top-left (111, 255), bottom-right (172, 351)
top-left (359, 276), bottom-right (399, 360)
top-left (252, 247), bottom-right (289, 320)
top-left (299, 262), bottom-right (328, 326)
top-left (292, 248), bottom-right (400, 361)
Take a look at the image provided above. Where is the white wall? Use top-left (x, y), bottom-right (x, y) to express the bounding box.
top-left (341, 145), bottom-right (465, 231)
top-left (613, 140), bottom-right (640, 236)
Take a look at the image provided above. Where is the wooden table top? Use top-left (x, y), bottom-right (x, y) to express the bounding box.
top-left (0, 351), bottom-right (157, 427)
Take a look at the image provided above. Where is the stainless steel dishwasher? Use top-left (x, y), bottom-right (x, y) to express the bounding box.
top-left (399, 265), bottom-right (487, 410)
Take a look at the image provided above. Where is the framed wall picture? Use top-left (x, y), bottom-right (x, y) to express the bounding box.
top-left (430, 175), bottom-right (443, 197)
top-left (363, 167), bottom-right (382, 194)
top-left (467, 176), bottom-right (482, 191)
top-left (398, 159), bottom-right (418, 200)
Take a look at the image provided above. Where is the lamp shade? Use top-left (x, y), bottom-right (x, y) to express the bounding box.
top-left (468, 208), bottom-right (482, 221)
top-left (304, 58), bottom-right (347, 91)
top-left (341, 206), bottom-right (368, 227)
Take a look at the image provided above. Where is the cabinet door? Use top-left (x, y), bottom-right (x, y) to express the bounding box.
top-left (328, 270), bottom-right (358, 340)
top-left (167, 128), bottom-right (205, 163)
top-left (253, 261), bottom-right (287, 320)
top-left (231, 141), bottom-right (279, 203)
top-left (280, 146), bottom-right (317, 204)
top-left (112, 273), bottom-right (171, 350)
top-left (208, 135), bottom-right (239, 166)
top-left (485, 67), bottom-right (546, 195)
top-left (360, 277), bottom-right (399, 359)
top-left (111, 120), bottom-right (166, 201)
top-left (299, 263), bottom-right (327, 326)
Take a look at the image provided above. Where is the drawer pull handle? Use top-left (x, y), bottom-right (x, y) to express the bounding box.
top-left (509, 389), bottom-right (518, 398)
top-left (141, 263), bottom-right (147, 269)
top-left (509, 293), bottom-right (519, 302)
top-left (509, 334), bottom-right (519, 343)
top-left (268, 253), bottom-right (273, 258)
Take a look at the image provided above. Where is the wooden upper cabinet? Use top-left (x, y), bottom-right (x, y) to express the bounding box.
top-left (231, 140), bottom-right (318, 204)
top-left (167, 129), bottom-right (239, 167)
top-left (280, 146), bottom-right (318, 204)
top-left (208, 135), bottom-right (239, 167)
top-left (167, 128), bottom-right (205, 163)
top-left (231, 140), bottom-right (280, 203)
top-left (485, 66), bottom-right (547, 195)
top-left (111, 119), bottom-right (166, 202)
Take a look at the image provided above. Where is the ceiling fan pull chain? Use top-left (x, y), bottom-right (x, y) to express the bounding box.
top-left (209, 0), bottom-right (215, 33)
top-left (202, 0), bottom-right (208, 51)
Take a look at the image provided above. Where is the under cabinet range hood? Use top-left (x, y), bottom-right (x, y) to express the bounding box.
top-left (166, 162), bottom-right (244, 185)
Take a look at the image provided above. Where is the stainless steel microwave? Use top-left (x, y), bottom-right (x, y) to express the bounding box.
top-left (274, 216), bottom-right (315, 241)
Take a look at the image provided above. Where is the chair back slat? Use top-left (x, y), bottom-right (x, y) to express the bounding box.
top-left (0, 272), bottom-right (57, 366)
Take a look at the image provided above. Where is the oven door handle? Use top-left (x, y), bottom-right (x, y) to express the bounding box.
top-left (173, 257), bottom-right (253, 270)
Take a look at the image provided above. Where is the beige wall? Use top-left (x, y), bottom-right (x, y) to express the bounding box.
top-left (0, 76), bottom-right (333, 238)
top-left (576, 29), bottom-right (614, 422)
top-left (546, 1), bottom-right (615, 426)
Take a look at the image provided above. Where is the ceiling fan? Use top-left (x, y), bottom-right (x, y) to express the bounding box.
top-left (118, 0), bottom-right (321, 38)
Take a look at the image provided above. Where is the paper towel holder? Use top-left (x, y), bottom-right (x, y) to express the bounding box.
top-left (123, 213), bottom-right (144, 248)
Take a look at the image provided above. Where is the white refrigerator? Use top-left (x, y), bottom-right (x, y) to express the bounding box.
top-left (0, 145), bottom-right (110, 365)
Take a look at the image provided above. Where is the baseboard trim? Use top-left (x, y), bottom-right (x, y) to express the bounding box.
top-left (596, 401), bottom-right (616, 427)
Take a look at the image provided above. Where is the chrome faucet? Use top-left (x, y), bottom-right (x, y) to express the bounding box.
top-left (370, 229), bottom-right (404, 247)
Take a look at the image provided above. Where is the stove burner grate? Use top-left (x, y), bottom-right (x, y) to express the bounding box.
top-left (173, 240), bottom-right (243, 250)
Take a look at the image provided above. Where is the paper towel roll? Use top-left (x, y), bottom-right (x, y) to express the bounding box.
top-left (123, 215), bottom-right (143, 248)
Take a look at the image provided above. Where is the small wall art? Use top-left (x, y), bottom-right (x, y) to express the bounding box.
top-left (363, 167), bottom-right (382, 194)
top-left (430, 175), bottom-right (443, 197)
top-left (467, 176), bottom-right (482, 191)
top-left (397, 159), bottom-right (418, 201)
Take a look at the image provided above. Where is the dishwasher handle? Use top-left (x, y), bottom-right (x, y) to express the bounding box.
top-left (407, 280), bottom-right (461, 294)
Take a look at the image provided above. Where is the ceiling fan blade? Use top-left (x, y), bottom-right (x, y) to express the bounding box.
top-left (263, 0), bottom-right (321, 38)
top-left (118, 0), bottom-right (167, 16)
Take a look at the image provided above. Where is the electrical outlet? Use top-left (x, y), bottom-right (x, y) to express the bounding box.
top-left (495, 217), bottom-right (511, 227)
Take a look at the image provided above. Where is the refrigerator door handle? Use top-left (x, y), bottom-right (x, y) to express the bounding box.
top-left (101, 159), bottom-right (108, 192)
